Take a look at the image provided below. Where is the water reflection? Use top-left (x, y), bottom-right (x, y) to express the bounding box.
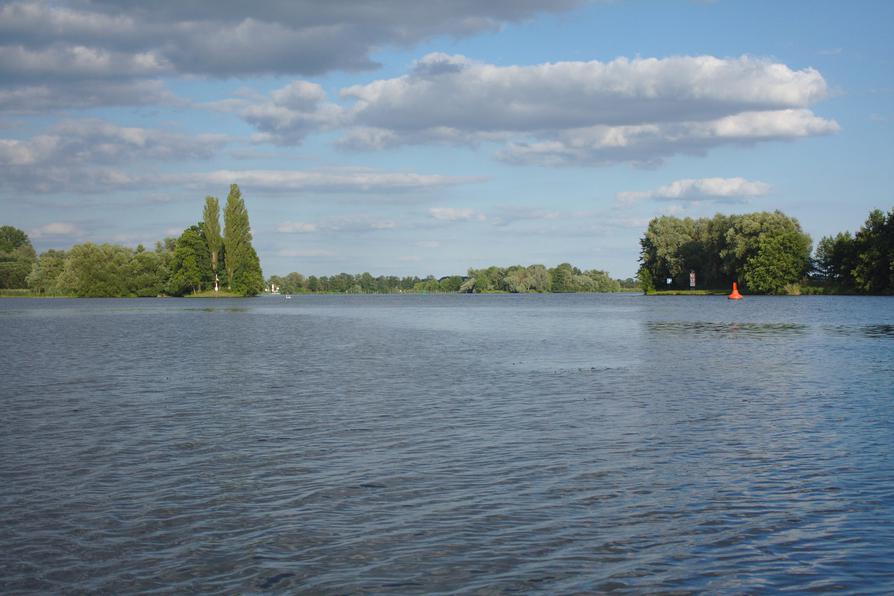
top-left (646, 321), bottom-right (808, 337)
top-left (822, 324), bottom-right (894, 339)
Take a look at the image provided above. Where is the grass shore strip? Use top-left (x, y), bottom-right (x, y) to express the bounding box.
top-left (184, 290), bottom-right (244, 298)
top-left (646, 289), bottom-right (729, 296)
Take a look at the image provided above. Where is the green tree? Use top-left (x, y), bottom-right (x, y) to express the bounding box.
top-left (167, 225), bottom-right (212, 296)
top-left (851, 208), bottom-right (894, 294)
top-left (815, 232), bottom-right (858, 292)
top-left (742, 230), bottom-right (812, 294)
top-left (585, 269), bottom-right (621, 292)
top-left (637, 211), bottom-right (811, 293)
top-left (231, 244), bottom-right (265, 296)
top-left (203, 195), bottom-right (222, 285)
top-left (0, 225), bottom-right (37, 288)
top-left (439, 275), bottom-right (464, 292)
top-left (222, 184), bottom-right (264, 295)
top-left (550, 263), bottom-right (575, 292)
top-left (526, 265), bottom-right (551, 292)
top-left (56, 243), bottom-right (132, 297)
top-left (26, 249), bottom-right (67, 295)
top-left (637, 216), bottom-right (695, 290)
top-left (128, 245), bottom-right (169, 297)
top-left (503, 267), bottom-right (529, 293)
top-left (223, 184), bottom-right (248, 290)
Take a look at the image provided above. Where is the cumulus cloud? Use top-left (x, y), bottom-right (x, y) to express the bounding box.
top-left (343, 54), bottom-right (828, 132)
top-left (329, 54), bottom-right (838, 165)
top-left (0, 119), bottom-right (224, 192)
top-left (428, 207), bottom-right (486, 221)
top-left (0, 1), bottom-right (580, 110)
top-left (217, 81), bottom-right (346, 145)
top-left (617, 177), bottom-right (772, 204)
top-left (497, 109), bottom-right (839, 166)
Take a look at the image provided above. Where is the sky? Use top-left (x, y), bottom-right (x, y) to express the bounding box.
top-left (1, 0), bottom-right (892, 279)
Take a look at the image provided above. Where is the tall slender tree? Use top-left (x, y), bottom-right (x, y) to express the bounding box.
top-left (203, 195), bottom-right (222, 288)
top-left (223, 184), bottom-right (248, 290)
top-left (222, 183), bottom-right (264, 295)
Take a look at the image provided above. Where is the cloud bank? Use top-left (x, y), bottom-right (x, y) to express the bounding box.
top-left (0, 119), bottom-right (224, 192)
top-left (237, 53), bottom-right (839, 165)
top-left (0, 1), bottom-right (581, 111)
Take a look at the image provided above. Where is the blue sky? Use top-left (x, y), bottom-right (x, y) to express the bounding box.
top-left (2, 0), bottom-right (892, 278)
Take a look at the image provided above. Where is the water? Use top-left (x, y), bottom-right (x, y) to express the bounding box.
top-left (1, 294), bottom-right (892, 593)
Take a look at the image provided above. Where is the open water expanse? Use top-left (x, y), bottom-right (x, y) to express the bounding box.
top-left (1, 293), bottom-right (893, 593)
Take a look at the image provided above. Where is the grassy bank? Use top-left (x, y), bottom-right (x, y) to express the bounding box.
top-left (184, 290), bottom-right (246, 298)
top-left (646, 289), bottom-right (730, 296)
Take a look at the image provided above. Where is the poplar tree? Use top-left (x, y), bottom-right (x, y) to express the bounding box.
top-left (223, 184), bottom-right (248, 290)
top-left (203, 195), bottom-right (222, 283)
top-left (222, 183), bottom-right (265, 295)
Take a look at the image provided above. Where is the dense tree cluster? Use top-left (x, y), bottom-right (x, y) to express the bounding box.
top-left (462, 263), bottom-right (620, 293)
top-left (814, 208), bottom-right (894, 294)
top-left (268, 272), bottom-right (454, 294)
top-left (5, 184), bottom-right (264, 297)
top-left (29, 242), bottom-right (174, 297)
top-left (268, 263), bottom-right (622, 294)
top-left (0, 226), bottom-right (37, 289)
top-left (637, 211), bottom-right (813, 294)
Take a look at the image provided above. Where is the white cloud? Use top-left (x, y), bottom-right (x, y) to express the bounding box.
top-left (275, 217), bottom-right (398, 234)
top-left (277, 248), bottom-right (336, 258)
top-left (232, 53), bottom-right (838, 165)
top-left (491, 206), bottom-right (562, 226)
top-left (617, 177), bottom-right (772, 204)
top-left (342, 54), bottom-right (828, 133)
top-left (399, 255), bottom-right (422, 262)
top-left (277, 222), bottom-right (318, 233)
top-left (498, 109), bottom-right (839, 166)
top-left (416, 240), bottom-right (441, 248)
top-left (29, 222), bottom-right (84, 238)
top-left (235, 81), bottom-right (346, 145)
top-left (186, 169), bottom-right (483, 194)
top-left (428, 207), bottom-right (486, 221)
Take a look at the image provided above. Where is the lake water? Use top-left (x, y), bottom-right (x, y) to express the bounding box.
top-left (1, 294), bottom-right (892, 593)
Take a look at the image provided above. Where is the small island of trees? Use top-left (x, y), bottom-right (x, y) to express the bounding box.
top-left (4, 184), bottom-right (264, 298)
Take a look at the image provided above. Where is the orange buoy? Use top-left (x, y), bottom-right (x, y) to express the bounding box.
top-left (728, 282), bottom-right (743, 300)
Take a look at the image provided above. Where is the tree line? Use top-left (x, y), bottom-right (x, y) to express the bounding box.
top-left (268, 264), bottom-right (628, 294)
top-left (3, 184), bottom-right (264, 297)
top-left (814, 208), bottom-right (894, 294)
top-left (637, 208), bottom-right (893, 294)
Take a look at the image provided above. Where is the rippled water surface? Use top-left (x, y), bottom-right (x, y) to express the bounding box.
top-left (2, 294), bottom-right (893, 593)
